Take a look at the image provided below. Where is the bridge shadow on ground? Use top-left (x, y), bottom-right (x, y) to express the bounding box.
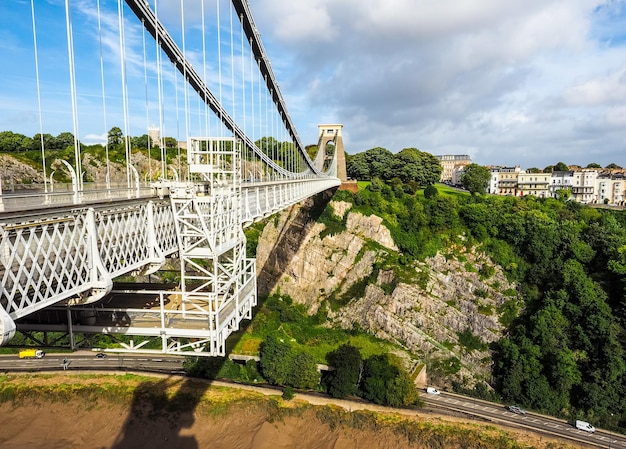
top-left (110, 189), bottom-right (335, 448)
top-left (111, 357), bottom-right (239, 449)
top-left (111, 376), bottom-right (203, 449)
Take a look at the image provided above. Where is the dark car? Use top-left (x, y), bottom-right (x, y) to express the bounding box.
top-left (507, 405), bottom-right (526, 415)
top-left (95, 353), bottom-right (107, 359)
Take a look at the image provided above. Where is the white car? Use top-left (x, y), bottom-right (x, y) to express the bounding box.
top-left (506, 405), bottom-right (526, 415)
top-left (426, 387), bottom-right (440, 395)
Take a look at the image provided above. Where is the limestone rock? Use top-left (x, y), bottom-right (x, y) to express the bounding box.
top-left (256, 196), bottom-right (518, 384)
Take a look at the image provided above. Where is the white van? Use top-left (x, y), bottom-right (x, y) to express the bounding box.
top-left (426, 387), bottom-right (440, 395)
top-left (575, 420), bottom-right (595, 433)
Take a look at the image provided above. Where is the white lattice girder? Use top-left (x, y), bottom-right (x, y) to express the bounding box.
top-left (0, 200), bottom-right (176, 321)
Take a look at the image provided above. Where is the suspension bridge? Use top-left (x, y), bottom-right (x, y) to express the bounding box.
top-left (0, 0), bottom-right (346, 356)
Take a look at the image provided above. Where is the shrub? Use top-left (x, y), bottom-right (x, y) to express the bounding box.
top-left (282, 386), bottom-right (294, 400)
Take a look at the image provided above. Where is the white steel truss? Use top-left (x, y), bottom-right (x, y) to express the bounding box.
top-left (0, 200), bottom-right (177, 345)
top-left (166, 137), bottom-right (257, 356)
top-left (0, 176), bottom-right (339, 354)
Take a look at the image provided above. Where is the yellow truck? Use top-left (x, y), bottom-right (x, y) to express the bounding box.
top-left (18, 349), bottom-right (45, 359)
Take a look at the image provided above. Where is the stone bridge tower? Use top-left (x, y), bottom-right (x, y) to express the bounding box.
top-left (317, 124), bottom-right (347, 182)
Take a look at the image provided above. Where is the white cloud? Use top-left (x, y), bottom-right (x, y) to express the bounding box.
top-left (83, 132), bottom-right (107, 144)
top-left (565, 68), bottom-right (626, 105)
top-left (249, 0), bottom-right (626, 168)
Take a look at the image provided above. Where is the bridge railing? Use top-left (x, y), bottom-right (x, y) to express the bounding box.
top-left (0, 182), bottom-right (156, 215)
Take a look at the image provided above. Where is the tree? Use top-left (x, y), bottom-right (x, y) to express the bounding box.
top-left (326, 344), bottom-right (363, 398)
top-left (386, 370), bottom-right (419, 407)
top-left (31, 133), bottom-right (55, 151)
top-left (259, 335), bottom-right (320, 389)
top-left (608, 245), bottom-right (626, 275)
top-left (391, 148), bottom-right (442, 186)
top-left (360, 354), bottom-right (418, 406)
top-left (131, 134), bottom-right (151, 150)
top-left (282, 386), bottom-right (295, 400)
top-left (0, 131), bottom-right (33, 152)
top-left (107, 127), bottom-right (124, 147)
top-left (586, 163), bottom-right (601, 168)
top-left (555, 188), bottom-right (571, 202)
top-left (305, 144), bottom-right (317, 160)
top-left (460, 163), bottom-right (490, 195)
top-left (526, 167), bottom-right (541, 173)
top-left (289, 352), bottom-right (319, 389)
top-left (365, 147), bottom-right (395, 180)
top-left (423, 184), bottom-right (438, 199)
top-left (605, 163), bottom-right (622, 169)
top-left (346, 147), bottom-right (395, 181)
top-left (360, 354), bottom-right (398, 405)
top-left (163, 137), bottom-right (178, 149)
top-left (346, 153), bottom-right (370, 180)
top-left (259, 335), bottom-right (293, 385)
top-left (55, 132), bottom-right (75, 150)
top-left (426, 196), bottom-right (459, 230)
top-left (554, 162), bottom-right (569, 171)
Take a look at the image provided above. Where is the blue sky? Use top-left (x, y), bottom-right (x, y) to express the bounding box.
top-left (1, 0), bottom-right (625, 170)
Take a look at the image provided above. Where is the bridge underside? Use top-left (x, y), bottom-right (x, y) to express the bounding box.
top-left (16, 280), bottom-right (256, 356)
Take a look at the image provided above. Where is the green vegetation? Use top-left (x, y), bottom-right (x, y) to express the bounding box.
top-left (317, 202), bottom-right (347, 239)
top-left (460, 163), bottom-right (491, 195)
top-left (457, 328), bottom-right (488, 353)
top-left (346, 150), bottom-right (626, 430)
top-left (347, 147), bottom-right (441, 186)
top-left (359, 353), bottom-right (419, 407)
top-left (185, 289), bottom-right (418, 407)
top-left (324, 344), bottom-right (362, 399)
top-left (259, 335), bottom-right (319, 389)
top-left (244, 219), bottom-right (268, 258)
top-left (4, 140), bottom-right (626, 432)
top-left (229, 292), bottom-right (396, 364)
top-left (243, 150), bottom-right (626, 428)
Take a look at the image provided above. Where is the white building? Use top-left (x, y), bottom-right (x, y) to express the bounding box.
top-left (549, 171), bottom-right (574, 197)
top-left (571, 170), bottom-right (598, 203)
top-left (489, 168), bottom-right (501, 194)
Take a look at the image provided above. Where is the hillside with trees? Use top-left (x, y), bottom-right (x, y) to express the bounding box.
top-left (341, 148), bottom-right (626, 431)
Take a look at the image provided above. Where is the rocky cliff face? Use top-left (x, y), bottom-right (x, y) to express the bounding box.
top-left (256, 194), bottom-right (518, 384)
top-left (0, 155), bottom-right (43, 188)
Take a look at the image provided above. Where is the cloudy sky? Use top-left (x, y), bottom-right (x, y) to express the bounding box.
top-left (1, 0), bottom-right (625, 170)
top-left (247, 0), bottom-right (626, 169)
